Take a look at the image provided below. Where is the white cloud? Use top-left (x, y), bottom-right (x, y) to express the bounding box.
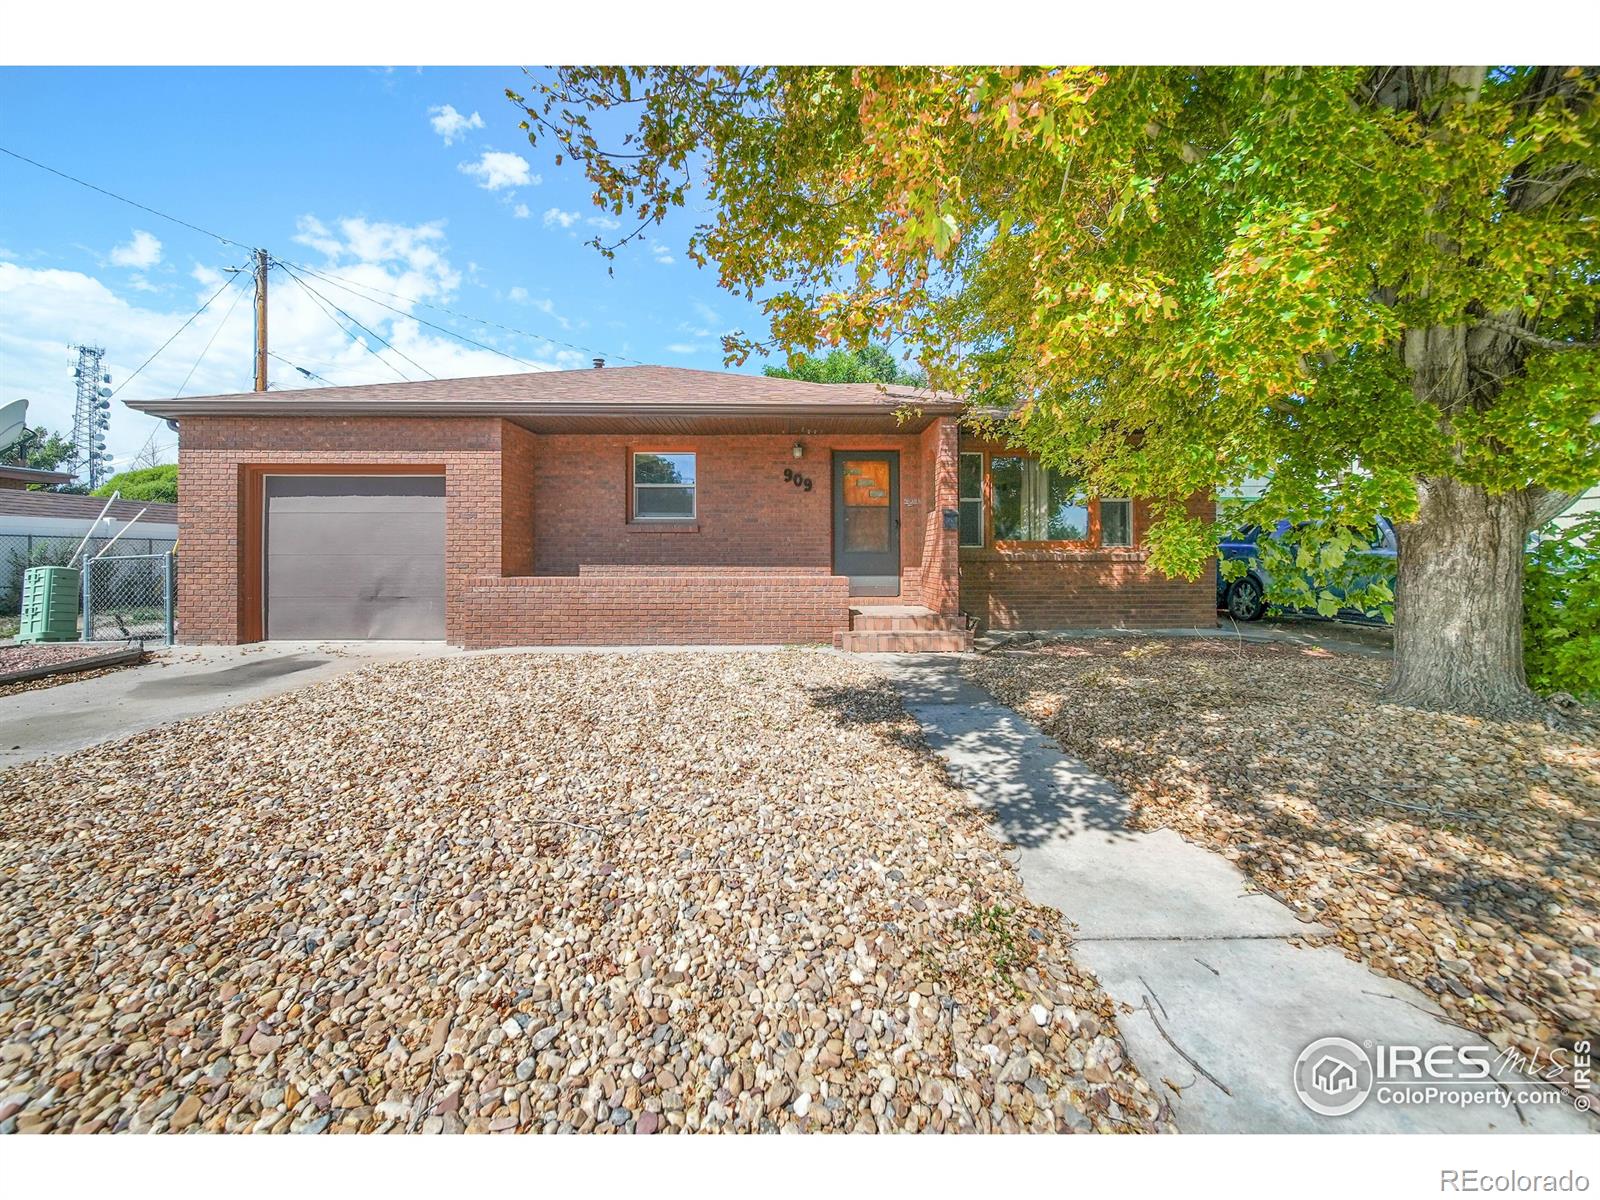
top-left (650, 241), bottom-right (675, 265)
top-left (543, 208), bottom-right (578, 229)
top-left (109, 230), bottom-right (162, 269)
top-left (513, 204), bottom-right (531, 219)
top-left (459, 150), bottom-right (537, 191)
top-left (504, 287), bottom-right (572, 329)
top-left (427, 104), bottom-right (484, 145)
top-left (665, 342), bottom-right (703, 355)
top-left (586, 214), bottom-right (621, 231)
top-left (679, 299), bottom-right (724, 337)
top-left (1, 218), bottom-right (589, 473)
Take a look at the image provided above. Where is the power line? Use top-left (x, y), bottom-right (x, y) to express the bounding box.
top-left (277, 260), bottom-right (544, 372)
top-left (123, 270), bottom-right (248, 467)
top-left (278, 257), bottom-right (644, 367)
top-left (267, 350), bottom-right (334, 387)
top-left (280, 262), bottom-right (437, 381)
top-left (0, 145), bottom-right (251, 251)
top-left (111, 271), bottom-right (244, 400)
top-left (2, 143), bottom-right (645, 372)
top-left (176, 272), bottom-right (250, 397)
top-left (277, 263), bottom-right (419, 383)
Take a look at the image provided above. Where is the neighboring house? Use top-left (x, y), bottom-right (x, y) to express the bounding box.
top-left (126, 366), bottom-right (1215, 650)
top-left (0, 490), bottom-right (179, 616)
top-left (1554, 484), bottom-right (1599, 530)
top-left (0, 464), bottom-right (74, 490)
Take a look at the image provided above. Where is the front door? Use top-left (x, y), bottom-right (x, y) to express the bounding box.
top-left (832, 451), bottom-right (900, 596)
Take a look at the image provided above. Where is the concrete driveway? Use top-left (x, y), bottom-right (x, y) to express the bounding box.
top-left (881, 656), bottom-right (1594, 1135)
top-left (0, 642), bottom-right (456, 767)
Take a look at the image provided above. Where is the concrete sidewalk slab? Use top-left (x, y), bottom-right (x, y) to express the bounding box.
top-left (878, 655), bottom-right (1592, 1135)
top-left (0, 642), bottom-right (456, 767)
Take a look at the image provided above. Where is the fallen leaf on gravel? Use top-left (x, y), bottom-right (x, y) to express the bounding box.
top-left (967, 639), bottom-right (1599, 1089)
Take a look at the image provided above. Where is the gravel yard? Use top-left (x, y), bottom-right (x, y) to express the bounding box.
top-left (967, 640), bottom-right (1599, 1085)
top-left (0, 642), bottom-right (144, 698)
top-left (0, 649), bottom-right (1168, 1135)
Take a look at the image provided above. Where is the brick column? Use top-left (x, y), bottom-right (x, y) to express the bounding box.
top-left (919, 415), bottom-right (961, 617)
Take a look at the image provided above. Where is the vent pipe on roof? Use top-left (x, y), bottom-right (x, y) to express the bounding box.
top-left (592, 357), bottom-right (605, 369)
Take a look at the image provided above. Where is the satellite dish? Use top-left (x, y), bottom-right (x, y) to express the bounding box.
top-left (0, 399), bottom-right (28, 454)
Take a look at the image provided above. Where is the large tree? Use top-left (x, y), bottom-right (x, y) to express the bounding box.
top-left (1, 425), bottom-right (75, 474)
top-left (513, 67), bottom-right (1600, 714)
top-left (764, 345), bottom-right (926, 386)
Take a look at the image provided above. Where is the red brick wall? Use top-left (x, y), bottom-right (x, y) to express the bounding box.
top-left (458, 570), bottom-right (851, 647)
top-left (500, 422), bottom-right (536, 576)
top-left (175, 417), bottom-right (960, 647)
top-left (960, 495), bottom-right (1218, 630)
top-left (176, 415), bottom-right (509, 644)
top-left (906, 417), bottom-right (961, 615)
top-left (529, 432), bottom-right (932, 581)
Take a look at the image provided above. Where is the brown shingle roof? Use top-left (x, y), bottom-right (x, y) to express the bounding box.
top-left (123, 365), bottom-right (963, 422)
top-left (0, 490), bottom-right (178, 524)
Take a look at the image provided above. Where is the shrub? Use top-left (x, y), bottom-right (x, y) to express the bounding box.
top-left (90, 464), bottom-right (176, 504)
top-left (1523, 510), bottom-right (1600, 701)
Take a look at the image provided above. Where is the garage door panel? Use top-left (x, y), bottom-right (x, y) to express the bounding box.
top-left (264, 553), bottom-right (446, 598)
top-left (266, 475), bottom-right (444, 506)
top-left (264, 475), bottom-right (445, 640)
top-left (266, 595), bottom-right (446, 641)
top-left (266, 493), bottom-right (446, 515)
top-left (267, 512), bottom-right (445, 557)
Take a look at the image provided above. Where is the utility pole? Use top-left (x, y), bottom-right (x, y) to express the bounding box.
top-left (253, 248), bottom-right (269, 392)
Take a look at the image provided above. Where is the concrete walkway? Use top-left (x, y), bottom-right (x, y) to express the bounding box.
top-left (0, 642), bottom-right (456, 767)
top-left (880, 656), bottom-right (1592, 1134)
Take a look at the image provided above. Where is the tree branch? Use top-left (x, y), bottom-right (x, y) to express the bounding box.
top-left (1479, 316), bottom-right (1600, 352)
top-left (1529, 487), bottom-right (1581, 529)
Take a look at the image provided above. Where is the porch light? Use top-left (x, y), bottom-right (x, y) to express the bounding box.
top-left (792, 442), bottom-right (805, 459)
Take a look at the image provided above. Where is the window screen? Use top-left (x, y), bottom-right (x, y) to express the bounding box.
top-left (991, 457), bottom-right (1088, 542)
top-left (1101, 499), bottom-right (1133, 547)
top-left (958, 452), bottom-right (984, 547)
top-left (633, 452), bottom-right (696, 519)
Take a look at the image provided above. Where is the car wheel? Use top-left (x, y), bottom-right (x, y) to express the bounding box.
top-left (1227, 576), bottom-right (1267, 621)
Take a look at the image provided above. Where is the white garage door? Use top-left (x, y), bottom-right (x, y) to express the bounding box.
top-left (264, 475), bottom-right (445, 639)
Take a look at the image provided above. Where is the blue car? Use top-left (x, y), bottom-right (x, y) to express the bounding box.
top-left (1216, 517), bottom-right (1397, 622)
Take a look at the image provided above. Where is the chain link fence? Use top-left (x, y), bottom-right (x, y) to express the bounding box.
top-left (1, 533), bottom-right (177, 639)
top-left (83, 552), bottom-right (175, 644)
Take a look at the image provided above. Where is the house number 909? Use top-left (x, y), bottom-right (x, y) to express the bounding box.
top-left (782, 468), bottom-right (814, 492)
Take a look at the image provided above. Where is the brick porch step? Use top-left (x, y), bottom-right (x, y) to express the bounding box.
top-left (832, 629), bottom-right (973, 653)
top-left (833, 605), bottom-right (973, 653)
top-left (847, 604), bottom-right (952, 632)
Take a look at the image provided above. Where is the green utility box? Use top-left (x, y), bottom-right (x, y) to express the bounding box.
top-left (16, 565), bottom-right (82, 643)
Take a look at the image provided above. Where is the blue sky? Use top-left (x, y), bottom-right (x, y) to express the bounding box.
top-left (0, 67), bottom-right (772, 468)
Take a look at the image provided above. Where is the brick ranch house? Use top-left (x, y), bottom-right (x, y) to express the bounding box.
top-left (127, 366), bottom-right (1215, 651)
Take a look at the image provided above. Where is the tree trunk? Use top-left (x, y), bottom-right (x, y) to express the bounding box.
top-left (1382, 478), bottom-right (1537, 716)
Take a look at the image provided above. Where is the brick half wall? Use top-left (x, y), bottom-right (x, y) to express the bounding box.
top-left (458, 571), bottom-right (851, 647)
top-left (960, 495), bottom-right (1217, 630)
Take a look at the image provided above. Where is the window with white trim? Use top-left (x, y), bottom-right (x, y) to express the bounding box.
top-left (958, 452), bottom-right (984, 547)
top-left (1100, 498), bottom-right (1133, 547)
top-left (632, 451), bottom-right (696, 520)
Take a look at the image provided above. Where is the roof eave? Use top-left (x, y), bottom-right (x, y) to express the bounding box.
top-left (124, 398), bottom-right (966, 421)
top-left (0, 465), bottom-right (75, 485)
